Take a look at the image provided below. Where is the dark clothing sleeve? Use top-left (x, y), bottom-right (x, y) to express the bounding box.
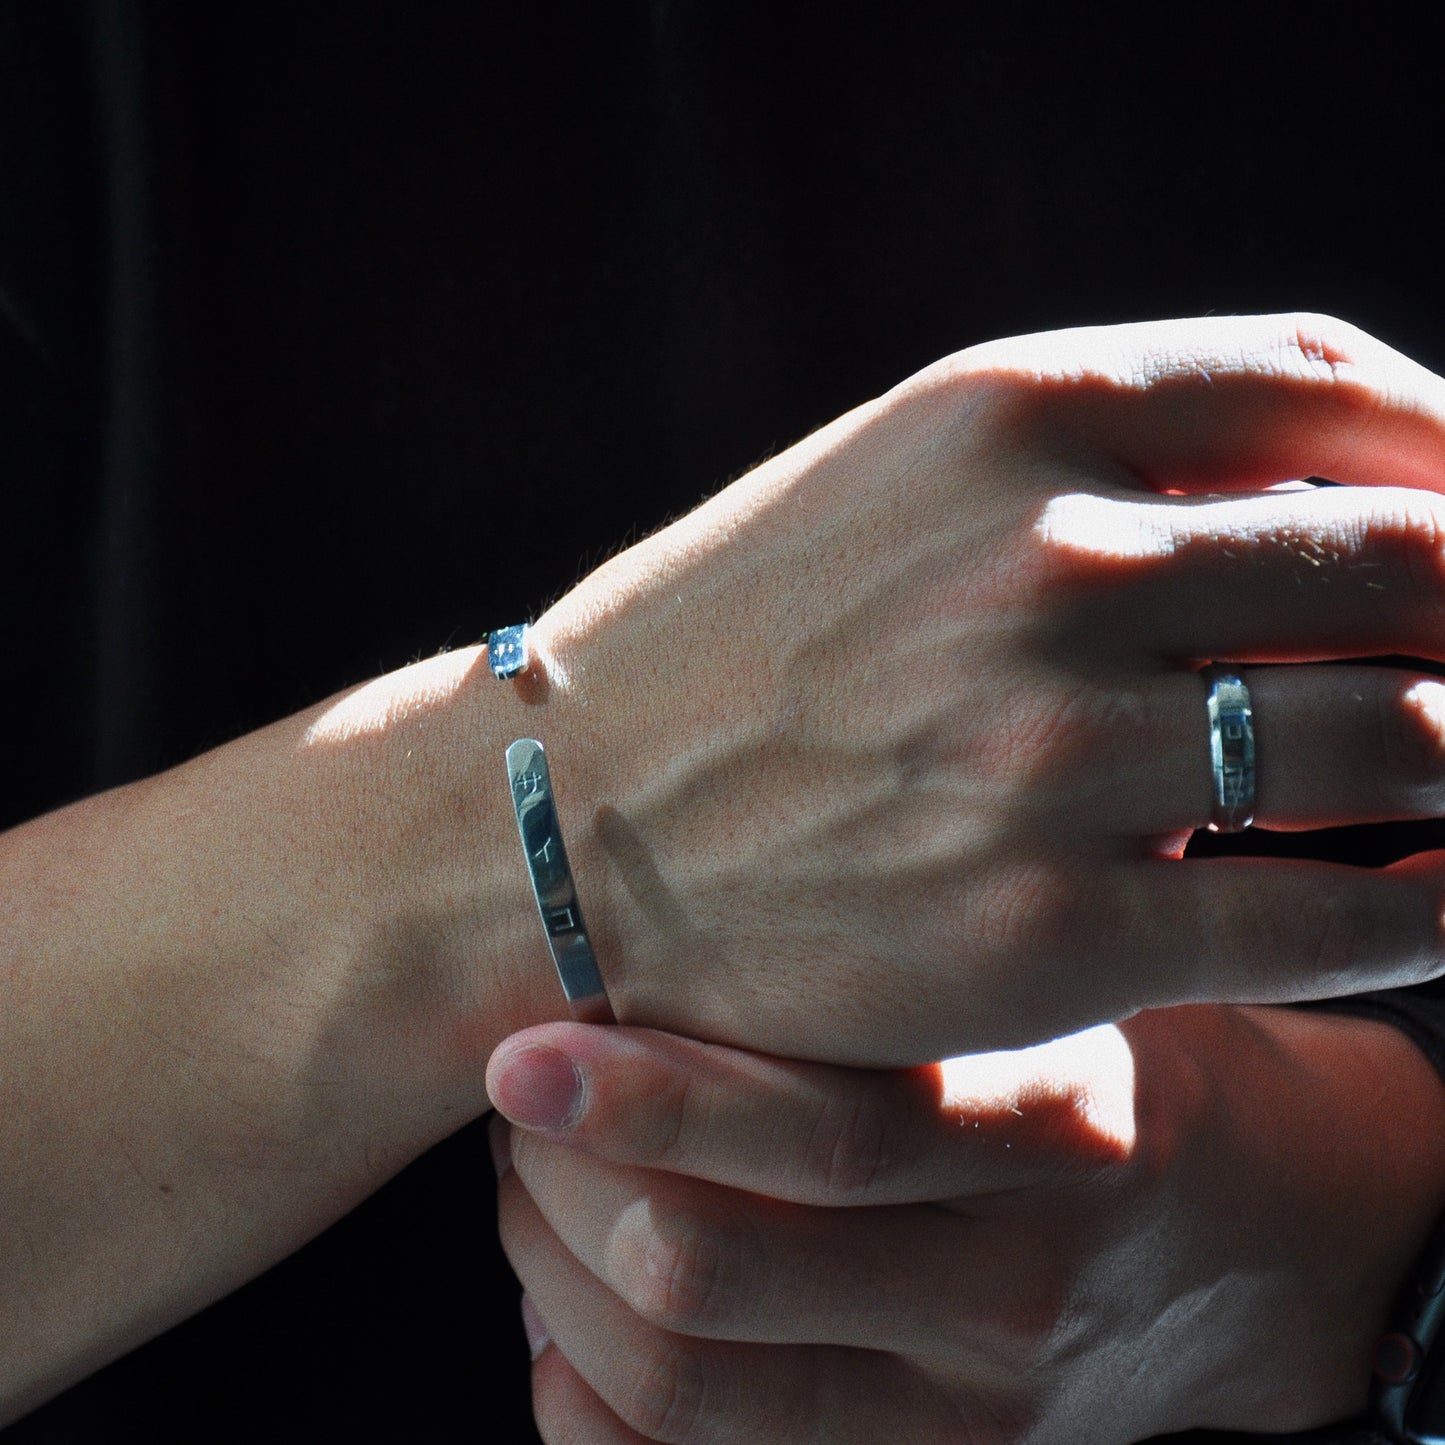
top-left (1311, 984), bottom-right (1445, 1089)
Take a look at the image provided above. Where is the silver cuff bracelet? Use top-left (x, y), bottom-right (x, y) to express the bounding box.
top-left (504, 737), bottom-right (615, 1025)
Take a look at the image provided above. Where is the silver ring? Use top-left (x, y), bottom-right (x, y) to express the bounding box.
top-left (505, 738), bottom-right (616, 1024)
top-left (1205, 669), bottom-right (1255, 833)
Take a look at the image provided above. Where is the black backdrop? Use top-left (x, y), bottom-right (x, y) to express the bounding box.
top-left (4, 4), bottom-right (1444, 1439)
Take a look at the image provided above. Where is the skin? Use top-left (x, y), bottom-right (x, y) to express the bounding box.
top-left (8, 313), bottom-right (1445, 1417)
top-left (0, 649), bottom-right (568, 1419)
top-left (491, 1009), bottom-right (1445, 1443)
top-left (543, 312), bottom-right (1445, 1060)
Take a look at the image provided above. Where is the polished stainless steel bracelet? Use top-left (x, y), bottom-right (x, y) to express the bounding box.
top-left (503, 736), bottom-right (615, 1025)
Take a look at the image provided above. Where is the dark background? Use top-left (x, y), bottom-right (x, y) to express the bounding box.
top-left (3, 3), bottom-right (1443, 1439)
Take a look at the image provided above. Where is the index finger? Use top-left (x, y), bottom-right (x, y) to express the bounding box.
top-left (951, 312), bottom-right (1445, 495)
top-left (486, 1022), bottom-right (1136, 1206)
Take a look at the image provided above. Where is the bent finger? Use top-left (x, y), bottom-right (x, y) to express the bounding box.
top-left (501, 1168), bottom-right (983, 1444)
top-left (1122, 854), bottom-right (1445, 1016)
top-left (508, 1132), bottom-right (1077, 1357)
top-left (914, 856), bottom-right (1445, 1055)
top-left (532, 1349), bottom-right (653, 1445)
top-left (957, 312), bottom-right (1445, 496)
top-left (1037, 486), bottom-right (1445, 665)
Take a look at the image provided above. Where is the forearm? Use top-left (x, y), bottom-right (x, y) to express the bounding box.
top-left (0, 645), bottom-right (567, 1420)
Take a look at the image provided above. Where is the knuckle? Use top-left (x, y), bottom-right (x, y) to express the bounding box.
top-left (1379, 862), bottom-right (1445, 988)
top-left (1032, 491), bottom-right (1176, 574)
top-left (1282, 312), bottom-right (1363, 384)
top-left (996, 1269), bottom-right (1093, 1377)
top-left (952, 864), bottom-right (1131, 1041)
top-left (1387, 492), bottom-right (1445, 609)
top-left (622, 1202), bottom-right (742, 1334)
top-left (801, 1086), bottom-right (904, 1200)
top-left (636, 1067), bottom-right (695, 1169)
top-left (909, 344), bottom-right (1033, 405)
top-left (1298, 888), bottom-right (1394, 995)
top-left (1281, 312), bottom-right (1443, 431)
top-left (970, 1269), bottom-right (1080, 1376)
top-left (972, 860), bottom-right (1118, 960)
top-left (532, 1377), bottom-right (596, 1445)
top-left (999, 1274), bottom-right (1074, 1353)
top-left (1375, 680), bottom-right (1445, 807)
top-left (896, 343), bottom-right (1074, 455)
top-left (615, 1334), bottom-right (708, 1443)
top-left (981, 684), bottom-right (1145, 805)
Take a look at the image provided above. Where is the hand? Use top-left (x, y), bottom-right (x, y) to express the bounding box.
top-left (531, 313), bottom-right (1445, 1062)
top-left (490, 1011), bottom-right (1445, 1443)
top-left (14, 312), bottom-right (1445, 1415)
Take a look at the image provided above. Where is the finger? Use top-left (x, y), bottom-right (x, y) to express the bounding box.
top-left (1032, 666), bottom-right (1445, 836)
top-left (1230, 667), bottom-right (1445, 831)
top-left (960, 312), bottom-right (1445, 495)
top-left (499, 1167), bottom-right (978, 1444)
top-left (918, 855), bottom-right (1445, 1053)
top-left (532, 1348), bottom-right (653, 1445)
top-left (1035, 485), bottom-right (1445, 665)
top-left (487, 1023), bottom-right (1132, 1205)
top-left (508, 1129), bottom-right (1065, 1357)
top-left (1116, 855), bottom-right (1445, 1019)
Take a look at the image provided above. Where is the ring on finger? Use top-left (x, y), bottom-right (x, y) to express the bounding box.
top-left (1205, 668), bottom-right (1255, 833)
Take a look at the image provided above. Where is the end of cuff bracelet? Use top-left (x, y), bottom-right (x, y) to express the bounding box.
top-left (505, 737), bottom-right (616, 1025)
top-left (488, 624), bottom-right (531, 681)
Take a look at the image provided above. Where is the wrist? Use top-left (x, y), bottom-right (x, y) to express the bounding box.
top-left (523, 515), bottom-right (802, 1051)
top-left (0, 641), bottom-right (604, 1414)
top-left (87, 644), bottom-right (589, 1186)
top-left (283, 643), bottom-right (600, 1155)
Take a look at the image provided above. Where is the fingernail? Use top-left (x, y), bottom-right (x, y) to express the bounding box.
top-left (493, 1044), bottom-right (585, 1132)
top-left (487, 1113), bottom-right (512, 1178)
top-left (521, 1292), bottom-right (551, 1362)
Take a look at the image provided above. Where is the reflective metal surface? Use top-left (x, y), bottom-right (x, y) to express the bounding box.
top-left (1205, 670), bottom-right (1255, 833)
top-left (505, 738), bottom-right (615, 1024)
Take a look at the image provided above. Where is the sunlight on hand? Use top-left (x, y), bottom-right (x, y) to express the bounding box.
top-left (938, 1022), bottom-right (1137, 1155)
